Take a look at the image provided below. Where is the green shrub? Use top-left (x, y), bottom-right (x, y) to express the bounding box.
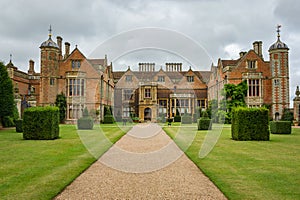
top-left (23, 106), bottom-right (59, 140)
top-left (281, 108), bottom-right (294, 125)
top-left (15, 119), bottom-right (23, 133)
top-left (197, 118), bottom-right (212, 130)
top-left (131, 116), bottom-right (139, 123)
top-left (174, 115), bottom-right (181, 122)
top-left (103, 115), bottom-right (115, 124)
top-left (181, 114), bottom-right (192, 124)
top-left (270, 121), bottom-right (291, 134)
top-left (77, 117), bottom-right (94, 130)
top-left (231, 107), bottom-right (269, 141)
top-left (2, 116), bottom-right (15, 127)
top-left (216, 110), bottom-right (226, 124)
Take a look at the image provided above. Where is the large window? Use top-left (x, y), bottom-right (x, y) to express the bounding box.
top-left (159, 100), bottom-right (167, 114)
top-left (176, 99), bottom-right (190, 114)
top-left (197, 99), bottom-right (206, 108)
top-left (123, 89), bottom-right (133, 100)
top-left (123, 107), bottom-right (132, 117)
top-left (68, 79), bottom-right (85, 96)
top-left (145, 88), bottom-right (151, 98)
top-left (248, 79), bottom-right (260, 97)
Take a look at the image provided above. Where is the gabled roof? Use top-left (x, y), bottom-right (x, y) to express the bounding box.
top-left (221, 59), bottom-right (238, 67)
top-left (113, 71), bottom-right (126, 80)
top-left (195, 71), bottom-right (212, 83)
top-left (87, 59), bottom-right (105, 66)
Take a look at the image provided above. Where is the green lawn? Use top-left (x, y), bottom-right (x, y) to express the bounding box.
top-left (0, 124), bottom-right (131, 200)
top-left (164, 124), bottom-right (300, 200)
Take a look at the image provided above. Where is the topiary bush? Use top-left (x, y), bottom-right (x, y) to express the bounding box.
top-left (270, 121), bottom-right (291, 134)
top-left (197, 118), bottom-right (212, 130)
top-left (181, 114), bottom-right (192, 124)
top-left (174, 115), bottom-right (181, 122)
top-left (77, 107), bottom-right (94, 129)
top-left (77, 117), bottom-right (94, 129)
top-left (103, 115), bottom-right (115, 124)
top-left (15, 119), bottom-right (23, 133)
top-left (231, 107), bottom-right (269, 141)
top-left (23, 106), bottom-right (59, 140)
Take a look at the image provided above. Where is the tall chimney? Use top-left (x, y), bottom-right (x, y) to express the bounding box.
top-left (253, 41), bottom-right (263, 58)
top-left (64, 42), bottom-right (70, 59)
top-left (57, 36), bottom-right (63, 59)
top-left (28, 60), bottom-right (35, 75)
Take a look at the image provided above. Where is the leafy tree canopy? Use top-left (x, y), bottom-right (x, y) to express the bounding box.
top-left (0, 62), bottom-right (14, 121)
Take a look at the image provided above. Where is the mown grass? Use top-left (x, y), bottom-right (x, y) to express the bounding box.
top-left (0, 124), bottom-right (130, 200)
top-left (164, 125), bottom-right (300, 200)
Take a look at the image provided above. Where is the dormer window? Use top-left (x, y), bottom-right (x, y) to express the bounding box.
top-left (72, 60), bottom-right (81, 69)
top-left (187, 76), bottom-right (194, 82)
top-left (125, 75), bottom-right (132, 82)
top-left (247, 60), bottom-right (256, 69)
top-left (158, 76), bottom-right (165, 82)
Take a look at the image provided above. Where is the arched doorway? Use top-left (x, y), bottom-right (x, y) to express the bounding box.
top-left (275, 112), bottom-right (280, 121)
top-left (144, 107), bottom-right (152, 121)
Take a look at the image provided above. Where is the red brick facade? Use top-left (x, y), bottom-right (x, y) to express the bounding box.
top-left (6, 29), bottom-right (291, 121)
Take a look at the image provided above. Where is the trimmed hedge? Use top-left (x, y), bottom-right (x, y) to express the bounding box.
top-left (77, 117), bottom-right (94, 130)
top-left (23, 106), bottom-right (59, 140)
top-left (197, 118), bottom-right (212, 130)
top-left (231, 107), bottom-right (269, 141)
top-left (181, 115), bottom-right (192, 124)
top-left (270, 121), bottom-right (291, 134)
top-left (15, 119), bottom-right (23, 133)
top-left (103, 115), bottom-right (115, 124)
top-left (174, 115), bottom-right (181, 122)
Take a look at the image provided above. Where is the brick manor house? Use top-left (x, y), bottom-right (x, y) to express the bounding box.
top-left (5, 27), bottom-right (300, 123)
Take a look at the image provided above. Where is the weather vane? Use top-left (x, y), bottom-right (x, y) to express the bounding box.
top-left (277, 24), bottom-right (281, 38)
top-left (48, 25), bottom-right (52, 38)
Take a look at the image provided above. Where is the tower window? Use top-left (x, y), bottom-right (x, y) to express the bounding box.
top-left (187, 76), bottom-right (194, 82)
top-left (274, 79), bottom-right (280, 86)
top-left (72, 60), bottom-right (81, 69)
top-left (247, 60), bottom-right (256, 69)
top-left (50, 78), bottom-right (55, 85)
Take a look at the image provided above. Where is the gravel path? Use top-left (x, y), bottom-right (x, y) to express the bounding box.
top-left (55, 123), bottom-right (227, 199)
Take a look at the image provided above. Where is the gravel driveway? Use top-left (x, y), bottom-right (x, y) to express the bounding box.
top-left (55, 123), bottom-right (227, 199)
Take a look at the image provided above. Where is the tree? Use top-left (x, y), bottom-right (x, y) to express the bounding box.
top-left (0, 62), bottom-right (14, 126)
top-left (223, 80), bottom-right (248, 110)
top-left (221, 81), bottom-right (248, 124)
top-left (55, 92), bottom-right (67, 123)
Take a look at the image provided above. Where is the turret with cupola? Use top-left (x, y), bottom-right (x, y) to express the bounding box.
top-left (269, 25), bottom-right (290, 120)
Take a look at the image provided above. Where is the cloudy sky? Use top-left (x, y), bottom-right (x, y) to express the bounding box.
top-left (0, 0), bottom-right (299, 101)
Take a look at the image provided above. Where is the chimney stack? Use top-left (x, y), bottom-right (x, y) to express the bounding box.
top-left (64, 42), bottom-right (70, 59)
top-left (57, 36), bottom-right (63, 59)
top-left (28, 60), bottom-right (35, 75)
top-left (239, 51), bottom-right (247, 58)
top-left (253, 41), bottom-right (263, 58)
